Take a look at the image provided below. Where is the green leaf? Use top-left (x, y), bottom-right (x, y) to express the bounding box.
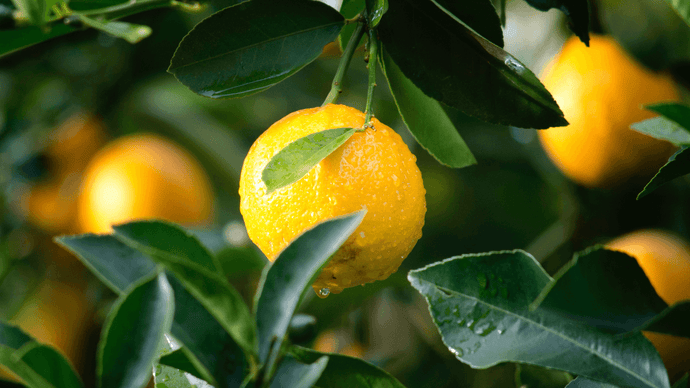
top-left (380, 49), bottom-right (476, 168)
top-left (431, 0), bottom-right (503, 47)
top-left (168, 0), bottom-right (344, 99)
top-left (289, 346), bottom-right (407, 388)
top-left (77, 15), bottom-right (151, 44)
top-left (673, 374), bottom-right (688, 388)
top-left (159, 349), bottom-right (207, 381)
top-left (0, 323), bottom-right (84, 388)
top-left (11, 0), bottom-right (43, 25)
top-left (261, 127), bottom-right (356, 194)
top-left (531, 247), bottom-right (690, 337)
top-left (68, 0), bottom-right (128, 12)
top-left (631, 117), bottom-right (690, 145)
top-left (377, 0), bottom-right (567, 129)
top-left (0, 24), bottom-right (77, 58)
top-left (56, 233), bottom-right (245, 387)
top-left (638, 146), bottom-right (690, 199)
top-left (154, 337), bottom-right (215, 388)
top-left (565, 377), bottom-right (618, 388)
top-left (255, 210), bottom-right (366, 363)
top-left (269, 354), bottom-right (328, 388)
top-left (663, 0), bottom-right (690, 27)
top-left (647, 103), bottom-right (690, 131)
top-left (408, 250), bottom-right (670, 388)
top-left (98, 272), bottom-right (175, 388)
top-left (365, 0), bottom-right (387, 27)
top-left (515, 364), bottom-right (573, 388)
top-left (55, 234), bottom-right (157, 294)
top-left (337, 0), bottom-right (365, 51)
top-left (522, 0), bottom-right (590, 45)
top-left (113, 221), bottom-right (257, 357)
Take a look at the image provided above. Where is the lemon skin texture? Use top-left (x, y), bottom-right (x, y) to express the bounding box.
top-left (538, 35), bottom-right (679, 188)
top-left (607, 230), bottom-right (690, 381)
top-left (239, 104), bottom-right (426, 295)
top-left (76, 133), bottom-right (214, 234)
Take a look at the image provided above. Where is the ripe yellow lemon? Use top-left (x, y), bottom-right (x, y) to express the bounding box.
top-left (313, 329), bottom-right (365, 358)
top-left (538, 35), bottom-right (679, 188)
top-left (239, 104), bottom-right (426, 295)
top-left (76, 133), bottom-right (214, 234)
top-left (606, 229), bottom-right (690, 380)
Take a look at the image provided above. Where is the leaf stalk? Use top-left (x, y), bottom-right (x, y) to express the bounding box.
top-left (322, 19), bottom-right (365, 106)
top-left (363, 26), bottom-right (379, 127)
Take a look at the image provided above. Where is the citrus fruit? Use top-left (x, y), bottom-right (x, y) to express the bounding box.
top-left (313, 329), bottom-right (365, 358)
top-left (239, 104), bottom-right (426, 295)
top-left (76, 133), bottom-right (214, 234)
top-left (606, 229), bottom-right (690, 380)
top-left (537, 35), bottom-right (679, 188)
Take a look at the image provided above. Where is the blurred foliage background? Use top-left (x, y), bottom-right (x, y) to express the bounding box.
top-left (1, 0), bottom-right (689, 387)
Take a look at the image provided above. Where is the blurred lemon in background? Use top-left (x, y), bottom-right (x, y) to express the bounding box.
top-left (313, 329), bottom-right (365, 358)
top-left (537, 35), bottom-right (679, 188)
top-left (606, 229), bottom-right (690, 381)
top-left (76, 133), bottom-right (214, 234)
top-left (239, 104), bottom-right (426, 295)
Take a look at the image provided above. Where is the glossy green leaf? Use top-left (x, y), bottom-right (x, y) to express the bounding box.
top-left (77, 15), bottom-right (151, 44)
top-left (365, 0), bottom-right (387, 27)
top-left (632, 117), bottom-right (690, 145)
top-left (638, 146), bottom-right (690, 199)
top-left (0, 323), bottom-right (83, 388)
top-left (515, 364), bottom-right (573, 388)
top-left (289, 346), bottom-right (407, 388)
top-left (56, 233), bottom-right (245, 387)
top-left (431, 0), bottom-right (503, 47)
top-left (663, 0), bottom-right (690, 27)
top-left (159, 349), bottom-right (207, 381)
top-left (262, 127), bottom-right (356, 194)
top-left (378, 0), bottom-right (567, 129)
top-left (98, 272), bottom-right (174, 388)
top-left (380, 49), bottom-right (476, 168)
top-left (566, 377), bottom-right (618, 388)
top-left (409, 250), bottom-right (670, 388)
top-left (113, 221), bottom-right (257, 356)
top-left (55, 234), bottom-right (157, 293)
top-left (154, 336), bottom-right (215, 388)
top-left (168, 0), bottom-right (344, 99)
top-left (269, 354), bottom-right (328, 388)
top-left (0, 24), bottom-right (78, 58)
top-left (531, 247), bottom-right (690, 337)
top-left (522, 0), bottom-right (590, 45)
top-left (337, 0), bottom-right (364, 51)
top-left (647, 103), bottom-right (690, 131)
top-left (255, 210), bottom-right (366, 363)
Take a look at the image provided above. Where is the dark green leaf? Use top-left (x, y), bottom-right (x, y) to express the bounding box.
top-left (69, 0), bottom-right (128, 12)
top-left (168, 0), bottom-right (344, 99)
top-left (77, 15), bottom-right (151, 44)
top-left (217, 246), bottom-right (268, 280)
top-left (431, 0), bottom-right (503, 47)
top-left (159, 349), bottom-right (206, 381)
top-left (262, 127), bottom-right (356, 194)
top-left (98, 272), bottom-right (174, 388)
top-left (631, 117), bottom-right (690, 145)
top-left (269, 354), bottom-right (328, 388)
top-left (0, 24), bottom-right (78, 58)
top-left (337, 0), bottom-right (364, 51)
top-left (0, 323), bottom-right (84, 388)
top-left (673, 374), bottom-right (688, 388)
top-left (378, 0), bottom-right (566, 129)
top-left (55, 234), bottom-right (156, 294)
top-left (289, 346), bottom-right (407, 388)
top-left (56, 233), bottom-right (245, 387)
top-left (255, 210), bottom-right (365, 363)
top-left (646, 103), bottom-right (690, 131)
top-left (663, 0), bottom-right (690, 27)
top-left (380, 49), bottom-right (476, 168)
top-left (565, 377), bottom-right (618, 388)
top-left (408, 250), bottom-right (670, 388)
top-left (365, 0), bottom-right (387, 27)
top-left (113, 221), bottom-right (256, 356)
top-left (531, 247), bottom-right (690, 337)
top-left (638, 147), bottom-right (690, 199)
top-left (522, 0), bottom-right (590, 45)
top-left (515, 364), bottom-right (573, 388)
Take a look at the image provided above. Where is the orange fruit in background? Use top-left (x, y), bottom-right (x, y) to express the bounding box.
top-left (239, 104), bottom-right (426, 295)
top-left (76, 133), bottom-right (214, 234)
top-left (21, 113), bottom-right (106, 234)
top-left (606, 229), bottom-right (690, 381)
top-left (313, 329), bottom-right (365, 358)
top-left (537, 35), bottom-right (679, 188)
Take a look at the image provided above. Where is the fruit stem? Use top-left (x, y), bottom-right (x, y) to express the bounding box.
top-left (322, 19), bottom-right (365, 106)
top-left (363, 26), bottom-right (378, 127)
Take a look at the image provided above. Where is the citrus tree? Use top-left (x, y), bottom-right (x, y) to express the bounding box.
top-left (1, 0), bottom-right (690, 388)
